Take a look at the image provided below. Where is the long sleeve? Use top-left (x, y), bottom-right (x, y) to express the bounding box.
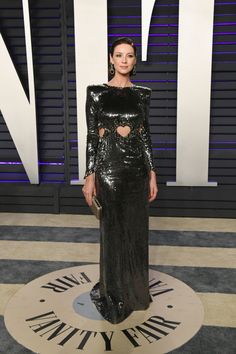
top-left (83, 86), bottom-right (99, 179)
top-left (140, 88), bottom-right (157, 173)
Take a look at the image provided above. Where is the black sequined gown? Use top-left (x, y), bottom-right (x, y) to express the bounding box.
top-left (84, 83), bottom-right (156, 324)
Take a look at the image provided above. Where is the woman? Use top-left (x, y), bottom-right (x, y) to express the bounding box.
top-left (82, 37), bottom-right (158, 324)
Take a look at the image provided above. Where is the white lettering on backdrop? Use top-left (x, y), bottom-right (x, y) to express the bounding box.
top-left (0, 0), bottom-right (216, 186)
top-left (0, 0), bottom-right (38, 183)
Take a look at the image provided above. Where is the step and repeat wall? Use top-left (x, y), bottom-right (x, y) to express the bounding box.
top-left (0, 0), bottom-right (236, 217)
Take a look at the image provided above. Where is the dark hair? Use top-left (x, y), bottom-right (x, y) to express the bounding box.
top-left (109, 37), bottom-right (137, 77)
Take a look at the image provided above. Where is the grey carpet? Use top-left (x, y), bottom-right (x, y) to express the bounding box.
top-left (0, 225), bottom-right (236, 247)
top-left (1, 316), bottom-right (235, 354)
top-left (0, 225), bottom-right (235, 354)
top-left (0, 259), bottom-right (235, 294)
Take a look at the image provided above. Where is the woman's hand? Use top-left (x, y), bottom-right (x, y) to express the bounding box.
top-left (82, 173), bottom-right (96, 207)
top-left (148, 170), bottom-right (158, 202)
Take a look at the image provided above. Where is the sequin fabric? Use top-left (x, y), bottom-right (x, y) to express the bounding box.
top-left (84, 83), bottom-right (156, 324)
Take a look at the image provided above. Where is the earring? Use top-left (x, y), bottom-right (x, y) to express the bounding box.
top-left (109, 63), bottom-right (115, 75)
top-left (132, 64), bottom-right (136, 75)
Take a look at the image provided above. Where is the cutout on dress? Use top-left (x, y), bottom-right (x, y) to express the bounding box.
top-left (116, 125), bottom-right (131, 137)
top-left (99, 127), bottom-right (105, 137)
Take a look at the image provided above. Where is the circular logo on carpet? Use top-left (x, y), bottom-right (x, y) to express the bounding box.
top-left (4, 265), bottom-right (204, 353)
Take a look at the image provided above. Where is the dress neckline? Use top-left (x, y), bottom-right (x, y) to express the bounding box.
top-left (103, 83), bottom-right (135, 89)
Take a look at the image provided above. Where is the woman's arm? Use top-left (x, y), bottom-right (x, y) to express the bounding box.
top-left (139, 88), bottom-right (158, 201)
top-left (139, 88), bottom-right (157, 174)
top-left (82, 86), bottom-right (99, 206)
top-left (83, 85), bottom-right (99, 179)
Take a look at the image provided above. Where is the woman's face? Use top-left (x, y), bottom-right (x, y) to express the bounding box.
top-left (110, 43), bottom-right (136, 76)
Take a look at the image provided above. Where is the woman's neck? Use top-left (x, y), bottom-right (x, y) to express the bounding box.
top-left (108, 75), bottom-right (132, 88)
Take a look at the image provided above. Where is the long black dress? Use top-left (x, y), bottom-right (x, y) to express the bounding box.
top-left (84, 83), bottom-right (156, 324)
